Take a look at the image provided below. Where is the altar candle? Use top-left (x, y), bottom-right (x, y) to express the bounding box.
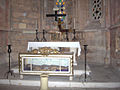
top-left (36, 20), bottom-right (38, 29)
top-left (43, 20), bottom-right (45, 30)
top-left (74, 18), bottom-right (75, 29)
top-left (66, 18), bottom-right (68, 29)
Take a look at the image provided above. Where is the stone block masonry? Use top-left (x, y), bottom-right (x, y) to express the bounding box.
top-left (10, 0), bottom-right (40, 63)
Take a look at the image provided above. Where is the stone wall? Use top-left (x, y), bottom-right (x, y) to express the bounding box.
top-left (0, 0), bottom-right (10, 30)
top-left (9, 0), bottom-right (108, 65)
top-left (105, 0), bottom-right (120, 70)
top-left (83, 30), bottom-right (107, 64)
top-left (110, 0), bottom-right (120, 69)
top-left (78, 0), bottom-right (108, 64)
top-left (73, 0), bottom-right (89, 30)
top-left (0, 0), bottom-right (10, 65)
top-left (9, 0), bottom-right (40, 63)
top-left (0, 31), bottom-right (8, 64)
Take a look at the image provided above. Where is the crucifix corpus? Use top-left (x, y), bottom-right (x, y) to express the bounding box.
top-left (46, 10), bottom-right (66, 21)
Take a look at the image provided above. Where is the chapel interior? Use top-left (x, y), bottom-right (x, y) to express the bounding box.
top-left (0, 0), bottom-right (120, 90)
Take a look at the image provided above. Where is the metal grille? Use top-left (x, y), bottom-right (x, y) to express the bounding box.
top-left (92, 0), bottom-right (102, 20)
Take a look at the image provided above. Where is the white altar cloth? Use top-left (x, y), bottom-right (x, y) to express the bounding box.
top-left (27, 42), bottom-right (81, 56)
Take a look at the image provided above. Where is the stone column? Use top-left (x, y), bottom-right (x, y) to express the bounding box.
top-left (40, 74), bottom-right (49, 90)
top-left (104, 30), bottom-right (110, 66)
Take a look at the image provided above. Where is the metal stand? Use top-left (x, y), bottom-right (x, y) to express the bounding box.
top-left (79, 45), bottom-right (91, 82)
top-left (84, 45), bottom-right (88, 82)
top-left (41, 30), bottom-right (47, 41)
top-left (72, 29), bottom-right (77, 41)
top-left (4, 45), bottom-right (15, 79)
top-left (34, 29), bottom-right (39, 41)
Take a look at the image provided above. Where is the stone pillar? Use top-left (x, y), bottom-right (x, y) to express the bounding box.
top-left (40, 74), bottom-right (49, 90)
top-left (104, 30), bottom-right (110, 66)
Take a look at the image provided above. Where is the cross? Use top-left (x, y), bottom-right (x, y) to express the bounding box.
top-left (46, 11), bottom-right (66, 21)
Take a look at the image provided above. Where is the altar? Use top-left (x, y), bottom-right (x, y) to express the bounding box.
top-left (12, 41), bottom-right (91, 90)
top-left (27, 42), bottom-right (81, 65)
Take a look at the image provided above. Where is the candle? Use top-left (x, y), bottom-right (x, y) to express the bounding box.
top-left (66, 18), bottom-right (68, 29)
top-left (74, 18), bottom-right (75, 29)
top-left (42, 20), bottom-right (45, 30)
top-left (36, 20), bottom-right (38, 29)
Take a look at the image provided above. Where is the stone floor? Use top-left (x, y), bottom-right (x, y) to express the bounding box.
top-left (0, 60), bottom-right (120, 89)
top-left (0, 85), bottom-right (120, 90)
top-left (89, 63), bottom-right (120, 82)
top-left (0, 61), bottom-right (120, 82)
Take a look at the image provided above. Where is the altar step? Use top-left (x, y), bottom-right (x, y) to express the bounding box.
top-left (0, 65), bottom-right (120, 88)
top-left (0, 79), bottom-right (120, 88)
top-left (11, 68), bottom-right (91, 76)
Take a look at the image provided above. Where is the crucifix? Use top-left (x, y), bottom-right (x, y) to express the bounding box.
top-left (46, 10), bottom-right (66, 21)
top-left (58, 18), bottom-right (69, 32)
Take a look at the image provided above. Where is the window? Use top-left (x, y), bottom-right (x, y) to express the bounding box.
top-left (92, 0), bottom-right (102, 20)
top-left (56, 0), bottom-right (66, 21)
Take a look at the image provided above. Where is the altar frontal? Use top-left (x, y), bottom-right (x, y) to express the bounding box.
top-left (19, 53), bottom-right (73, 76)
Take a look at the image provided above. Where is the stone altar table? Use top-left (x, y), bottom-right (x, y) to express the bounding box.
top-left (27, 42), bottom-right (81, 65)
